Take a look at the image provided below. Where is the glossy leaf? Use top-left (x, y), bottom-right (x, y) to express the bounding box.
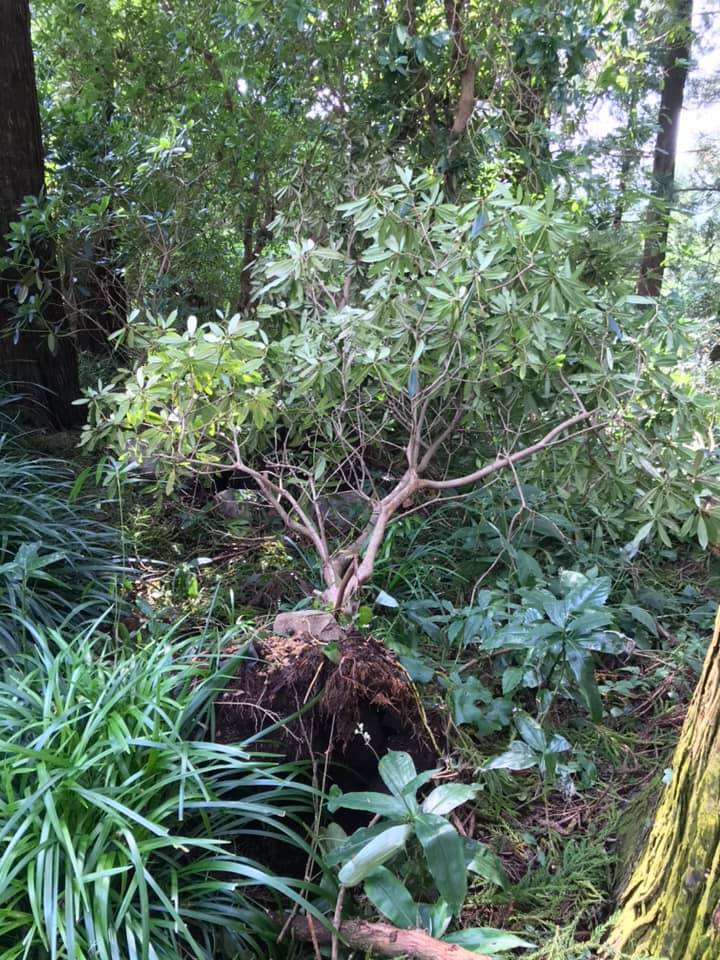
top-left (414, 814), bottom-right (467, 912)
top-left (443, 927), bottom-right (536, 952)
top-left (337, 825), bottom-right (412, 886)
top-left (363, 867), bottom-right (418, 928)
top-left (421, 783), bottom-right (479, 816)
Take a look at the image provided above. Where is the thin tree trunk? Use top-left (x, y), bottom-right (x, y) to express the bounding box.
top-left (636, 0), bottom-right (694, 297)
top-left (0, 0), bottom-right (82, 428)
top-left (608, 607), bottom-right (720, 959)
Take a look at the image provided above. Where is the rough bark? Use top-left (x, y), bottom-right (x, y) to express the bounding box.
top-left (607, 606), bottom-right (720, 959)
top-left (278, 915), bottom-right (491, 960)
top-left (0, 0), bottom-right (82, 428)
top-left (444, 0), bottom-right (477, 138)
top-left (0, 1), bottom-right (44, 246)
top-left (636, 0), bottom-right (694, 298)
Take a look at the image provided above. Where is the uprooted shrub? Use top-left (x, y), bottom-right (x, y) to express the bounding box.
top-left (81, 170), bottom-right (719, 612)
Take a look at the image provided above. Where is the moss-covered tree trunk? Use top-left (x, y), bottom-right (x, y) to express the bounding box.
top-left (608, 608), bottom-right (720, 959)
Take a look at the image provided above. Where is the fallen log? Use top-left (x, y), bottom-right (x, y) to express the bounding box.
top-left (277, 915), bottom-right (492, 960)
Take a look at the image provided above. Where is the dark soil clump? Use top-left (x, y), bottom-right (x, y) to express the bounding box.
top-left (214, 632), bottom-right (438, 800)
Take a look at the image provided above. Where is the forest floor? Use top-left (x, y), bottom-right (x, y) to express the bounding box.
top-left (34, 431), bottom-right (720, 959)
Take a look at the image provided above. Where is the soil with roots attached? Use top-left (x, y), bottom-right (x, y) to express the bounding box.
top-left (213, 632), bottom-right (439, 805)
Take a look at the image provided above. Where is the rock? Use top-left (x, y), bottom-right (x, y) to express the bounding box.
top-left (272, 610), bottom-right (344, 642)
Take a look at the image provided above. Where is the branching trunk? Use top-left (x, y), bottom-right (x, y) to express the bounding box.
top-left (444, 0), bottom-right (473, 134)
top-left (233, 409), bottom-right (594, 614)
top-left (608, 607), bottom-right (720, 959)
top-left (636, 0), bottom-right (694, 298)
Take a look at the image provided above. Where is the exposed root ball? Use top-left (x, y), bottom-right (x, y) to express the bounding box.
top-left (214, 633), bottom-right (434, 778)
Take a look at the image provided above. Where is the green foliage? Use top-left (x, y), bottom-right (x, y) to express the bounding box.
top-left (80, 171), bottom-right (720, 617)
top-left (4, 0), bottom-right (719, 952)
top-left (485, 713), bottom-right (574, 786)
top-left (85, 173), bottom-right (641, 462)
top-left (0, 443), bottom-right (122, 651)
top-left (392, 568), bottom-right (628, 730)
top-left (325, 751), bottom-right (520, 948)
top-left (484, 569), bottom-right (625, 722)
top-left (0, 626), bottom-right (322, 959)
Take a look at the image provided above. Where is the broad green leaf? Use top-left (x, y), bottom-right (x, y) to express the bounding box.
top-left (327, 790), bottom-right (407, 819)
top-left (570, 610), bottom-right (613, 634)
top-left (698, 514), bottom-right (709, 549)
top-left (401, 768), bottom-right (439, 799)
top-left (485, 741), bottom-right (537, 772)
top-left (338, 825), bottom-right (412, 886)
top-left (542, 597), bottom-right (567, 628)
top-left (378, 752), bottom-right (418, 798)
top-left (565, 647), bottom-right (603, 721)
top-left (421, 783), bottom-right (479, 816)
top-left (443, 927), bottom-right (536, 952)
top-left (416, 899), bottom-right (453, 937)
top-left (564, 577), bottom-right (611, 614)
top-left (463, 839), bottom-right (508, 889)
top-left (414, 814), bottom-right (466, 912)
top-left (514, 713), bottom-right (547, 753)
top-left (450, 676), bottom-right (491, 726)
top-left (363, 867), bottom-right (418, 928)
top-left (502, 666), bottom-right (524, 695)
top-left (323, 823), bottom-right (390, 867)
top-left (623, 604), bottom-right (657, 636)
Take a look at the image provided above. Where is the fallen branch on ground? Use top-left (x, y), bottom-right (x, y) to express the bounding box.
top-left (275, 914), bottom-right (492, 960)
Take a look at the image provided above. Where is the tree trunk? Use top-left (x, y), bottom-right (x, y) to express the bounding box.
top-left (0, 0), bottom-right (82, 428)
top-left (607, 606), bottom-right (720, 959)
top-left (636, 0), bottom-right (694, 298)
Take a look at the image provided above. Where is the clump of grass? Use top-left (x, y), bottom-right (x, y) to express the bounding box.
top-left (0, 623), bottom-right (326, 959)
top-left (0, 443), bottom-right (123, 649)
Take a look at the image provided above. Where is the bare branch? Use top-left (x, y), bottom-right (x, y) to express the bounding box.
top-left (419, 410), bottom-right (595, 491)
top-left (418, 406), bottom-right (464, 472)
top-left (229, 433), bottom-right (331, 571)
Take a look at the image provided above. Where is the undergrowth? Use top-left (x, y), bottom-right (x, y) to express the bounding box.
top-left (9, 427), bottom-right (719, 958)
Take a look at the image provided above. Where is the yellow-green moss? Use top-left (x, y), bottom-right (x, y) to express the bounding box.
top-left (608, 608), bottom-right (720, 960)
